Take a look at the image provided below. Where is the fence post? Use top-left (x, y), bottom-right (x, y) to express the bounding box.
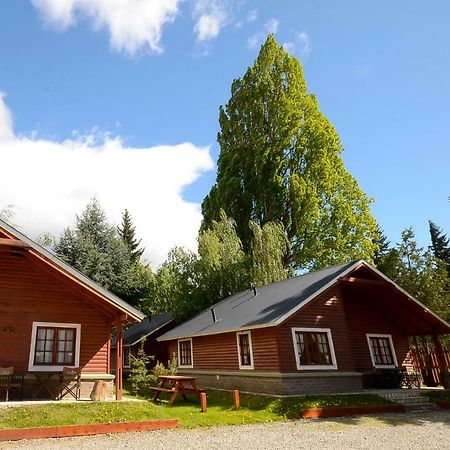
top-left (200, 392), bottom-right (207, 413)
top-left (233, 389), bottom-right (240, 409)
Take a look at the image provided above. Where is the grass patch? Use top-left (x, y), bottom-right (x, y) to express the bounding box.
top-left (423, 389), bottom-right (450, 403)
top-left (0, 391), bottom-right (394, 430)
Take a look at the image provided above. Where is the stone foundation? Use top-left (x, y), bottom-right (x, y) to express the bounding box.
top-left (179, 370), bottom-right (363, 396)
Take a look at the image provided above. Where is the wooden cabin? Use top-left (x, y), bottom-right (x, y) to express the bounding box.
top-left (0, 219), bottom-right (145, 400)
top-left (111, 313), bottom-right (175, 376)
top-left (158, 260), bottom-right (450, 395)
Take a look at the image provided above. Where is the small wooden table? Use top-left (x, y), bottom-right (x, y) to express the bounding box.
top-left (152, 375), bottom-right (203, 406)
top-left (31, 372), bottom-right (62, 400)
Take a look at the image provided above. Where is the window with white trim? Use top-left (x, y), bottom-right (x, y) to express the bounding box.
top-left (291, 327), bottom-right (337, 370)
top-left (236, 331), bottom-right (254, 369)
top-left (366, 334), bottom-right (398, 368)
top-left (28, 322), bottom-right (81, 371)
top-left (123, 347), bottom-right (131, 368)
top-left (178, 338), bottom-right (193, 368)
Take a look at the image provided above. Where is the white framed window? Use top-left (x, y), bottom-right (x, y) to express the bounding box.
top-left (123, 347), bottom-right (131, 368)
top-left (178, 338), bottom-right (193, 368)
top-left (28, 322), bottom-right (81, 372)
top-left (236, 331), bottom-right (254, 369)
top-left (291, 327), bottom-right (338, 370)
top-left (366, 334), bottom-right (398, 368)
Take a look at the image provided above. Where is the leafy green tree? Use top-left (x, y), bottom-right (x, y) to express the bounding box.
top-left (118, 209), bottom-right (144, 263)
top-left (147, 247), bottom-right (201, 320)
top-left (429, 221), bottom-right (450, 273)
top-left (248, 220), bottom-right (290, 286)
top-left (202, 34), bottom-right (377, 271)
top-left (197, 211), bottom-right (249, 304)
top-left (377, 228), bottom-right (450, 323)
top-left (145, 212), bottom-right (291, 321)
top-left (54, 199), bottom-right (152, 307)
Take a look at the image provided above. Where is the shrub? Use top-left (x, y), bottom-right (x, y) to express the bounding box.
top-left (129, 339), bottom-right (154, 396)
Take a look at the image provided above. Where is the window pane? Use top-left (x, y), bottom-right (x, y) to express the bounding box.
top-left (239, 334), bottom-right (251, 366)
top-left (37, 328), bottom-right (46, 339)
top-left (296, 331), bottom-right (332, 366)
top-left (34, 326), bottom-right (77, 366)
top-left (370, 337), bottom-right (394, 366)
top-left (179, 340), bottom-right (192, 365)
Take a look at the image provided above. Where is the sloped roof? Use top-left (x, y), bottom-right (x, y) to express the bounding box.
top-left (158, 260), bottom-right (359, 341)
top-left (0, 219), bottom-right (145, 322)
top-left (159, 259), bottom-right (450, 341)
top-left (111, 313), bottom-right (174, 347)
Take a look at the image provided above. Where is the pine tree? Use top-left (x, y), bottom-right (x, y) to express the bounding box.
top-left (54, 199), bottom-right (152, 306)
top-left (429, 221), bottom-right (450, 272)
top-left (201, 34), bottom-right (377, 271)
top-left (118, 209), bottom-right (144, 263)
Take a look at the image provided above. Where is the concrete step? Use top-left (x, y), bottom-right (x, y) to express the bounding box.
top-left (404, 403), bottom-right (437, 412)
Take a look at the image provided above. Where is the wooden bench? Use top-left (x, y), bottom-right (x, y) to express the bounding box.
top-left (149, 387), bottom-right (176, 393)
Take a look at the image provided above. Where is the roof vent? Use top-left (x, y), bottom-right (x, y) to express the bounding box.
top-left (211, 308), bottom-right (218, 324)
top-left (250, 282), bottom-right (257, 296)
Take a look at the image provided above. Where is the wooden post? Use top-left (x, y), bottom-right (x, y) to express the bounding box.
top-left (233, 389), bottom-right (240, 409)
top-left (433, 334), bottom-right (446, 385)
top-left (200, 392), bottom-right (207, 413)
top-left (115, 319), bottom-right (123, 401)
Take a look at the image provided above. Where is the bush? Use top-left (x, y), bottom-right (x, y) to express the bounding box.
top-left (129, 344), bottom-right (178, 396)
top-left (129, 340), bottom-right (154, 396)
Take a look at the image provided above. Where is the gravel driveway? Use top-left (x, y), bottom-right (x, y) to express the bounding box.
top-left (0, 410), bottom-right (448, 450)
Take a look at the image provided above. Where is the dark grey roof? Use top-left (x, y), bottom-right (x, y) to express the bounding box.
top-left (112, 313), bottom-right (174, 347)
top-left (158, 260), bottom-right (361, 341)
top-left (0, 219), bottom-right (145, 322)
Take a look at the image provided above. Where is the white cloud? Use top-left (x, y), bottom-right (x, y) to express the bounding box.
top-left (282, 32), bottom-right (311, 57)
top-left (31, 0), bottom-right (180, 55)
top-left (194, 14), bottom-right (222, 42)
top-left (264, 18), bottom-right (279, 34)
top-left (193, 0), bottom-right (227, 42)
top-left (247, 17), bottom-right (279, 50)
top-left (0, 93), bottom-right (213, 268)
top-left (247, 9), bottom-right (257, 22)
top-left (247, 32), bottom-right (262, 49)
top-left (296, 31), bottom-right (311, 56)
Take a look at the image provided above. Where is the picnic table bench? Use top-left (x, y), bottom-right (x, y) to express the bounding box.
top-left (151, 375), bottom-right (205, 406)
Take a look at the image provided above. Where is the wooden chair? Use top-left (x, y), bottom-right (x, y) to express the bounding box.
top-left (401, 370), bottom-right (421, 389)
top-left (58, 367), bottom-right (81, 400)
top-left (0, 367), bottom-right (24, 401)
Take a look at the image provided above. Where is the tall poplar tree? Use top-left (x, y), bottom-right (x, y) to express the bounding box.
top-left (202, 35), bottom-right (377, 270)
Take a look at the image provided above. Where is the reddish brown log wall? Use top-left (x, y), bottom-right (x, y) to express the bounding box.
top-left (0, 252), bottom-right (112, 374)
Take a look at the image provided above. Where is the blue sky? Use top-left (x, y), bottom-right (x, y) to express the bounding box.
top-left (0, 0), bottom-right (449, 266)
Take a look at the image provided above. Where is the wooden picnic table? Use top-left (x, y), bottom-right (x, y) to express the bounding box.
top-left (151, 375), bottom-right (204, 406)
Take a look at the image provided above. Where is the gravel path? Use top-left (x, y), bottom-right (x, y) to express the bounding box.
top-left (0, 410), bottom-right (449, 450)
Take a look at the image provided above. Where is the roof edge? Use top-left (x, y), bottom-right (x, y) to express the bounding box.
top-left (0, 219), bottom-right (145, 322)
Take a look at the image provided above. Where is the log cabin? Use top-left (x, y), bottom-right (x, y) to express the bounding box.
top-left (158, 260), bottom-right (450, 395)
top-left (111, 312), bottom-right (175, 376)
top-left (0, 219), bottom-right (145, 400)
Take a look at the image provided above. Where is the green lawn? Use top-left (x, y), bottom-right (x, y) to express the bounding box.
top-left (0, 391), bottom-right (394, 430)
